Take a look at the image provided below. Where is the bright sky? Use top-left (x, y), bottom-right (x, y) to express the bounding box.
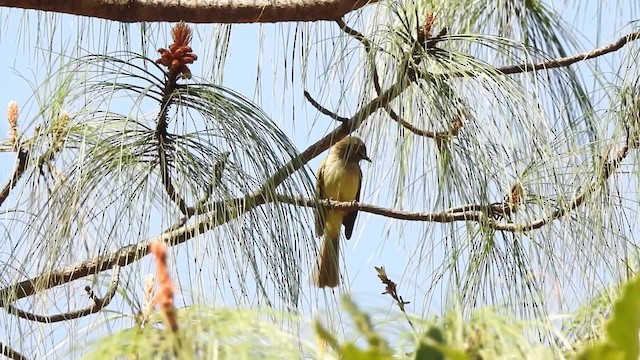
top-left (0, 1), bottom-right (638, 358)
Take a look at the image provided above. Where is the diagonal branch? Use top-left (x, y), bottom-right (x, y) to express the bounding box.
top-left (0, 343), bottom-right (27, 360)
top-left (0, 0), bottom-right (377, 24)
top-left (0, 150), bottom-right (28, 207)
top-left (446, 31), bottom-right (640, 78)
top-left (303, 91), bottom-right (350, 123)
top-left (0, 197), bottom-right (250, 305)
top-left (6, 265), bottom-right (120, 323)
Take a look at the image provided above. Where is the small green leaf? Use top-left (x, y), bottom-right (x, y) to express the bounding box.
top-left (314, 320), bottom-right (340, 352)
top-left (415, 327), bottom-right (445, 360)
top-left (341, 344), bottom-right (392, 360)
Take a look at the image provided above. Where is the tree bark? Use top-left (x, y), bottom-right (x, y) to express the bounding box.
top-left (0, 0), bottom-right (375, 23)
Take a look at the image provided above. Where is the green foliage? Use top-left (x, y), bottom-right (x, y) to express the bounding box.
top-left (315, 296), bottom-right (395, 359)
top-left (578, 275), bottom-right (640, 360)
top-left (84, 306), bottom-right (311, 359)
top-left (315, 296), bottom-right (468, 360)
top-left (414, 327), bottom-right (446, 360)
top-left (83, 279), bottom-right (640, 359)
top-left (414, 326), bottom-right (470, 360)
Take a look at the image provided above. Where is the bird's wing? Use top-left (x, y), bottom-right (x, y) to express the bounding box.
top-left (342, 167), bottom-right (362, 240)
top-left (314, 160), bottom-right (326, 237)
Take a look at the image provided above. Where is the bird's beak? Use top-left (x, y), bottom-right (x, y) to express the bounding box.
top-left (363, 155), bottom-right (372, 162)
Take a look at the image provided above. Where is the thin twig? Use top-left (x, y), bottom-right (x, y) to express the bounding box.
top-left (336, 18), bottom-right (381, 93)
top-left (6, 265), bottom-right (120, 323)
top-left (191, 152), bottom-right (229, 214)
top-left (303, 91), bottom-right (350, 123)
top-left (0, 150), bottom-right (28, 206)
top-left (336, 17), bottom-right (450, 139)
top-left (375, 266), bottom-right (415, 332)
top-left (158, 147), bottom-right (192, 216)
top-left (335, 18), bottom-right (371, 52)
top-left (386, 108), bottom-right (443, 138)
top-left (446, 31), bottom-right (640, 78)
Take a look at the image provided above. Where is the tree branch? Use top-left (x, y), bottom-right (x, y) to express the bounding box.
top-left (385, 107), bottom-right (463, 139)
top-left (277, 137), bottom-right (630, 231)
top-left (0, 342), bottom-right (27, 360)
top-left (276, 194), bottom-right (500, 222)
top-left (447, 31), bottom-right (640, 78)
top-left (190, 152), bottom-right (230, 214)
top-left (156, 72), bottom-right (194, 217)
top-left (0, 0), bottom-right (376, 24)
top-left (336, 18), bottom-right (458, 140)
top-left (1, 22), bottom-right (636, 308)
top-left (303, 91), bottom-right (350, 122)
top-left (0, 150), bottom-right (28, 207)
top-left (6, 265), bottom-right (120, 323)
top-left (0, 197), bottom-right (250, 305)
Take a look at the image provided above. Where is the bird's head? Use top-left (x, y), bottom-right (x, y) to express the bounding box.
top-left (333, 136), bottom-right (372, 163)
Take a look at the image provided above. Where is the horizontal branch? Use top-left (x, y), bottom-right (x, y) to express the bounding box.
top-left (276, 194), bottom-right (501, 223)
top-left (0, 0), bottom-right (376, 23)
top-left (275, 133), bottom-right (629, 231)
top-left (6, 265), bottom-right (120, 323)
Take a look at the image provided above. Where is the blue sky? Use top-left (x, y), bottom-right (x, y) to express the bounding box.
top-left (0, 1), bottom-right (638, 357)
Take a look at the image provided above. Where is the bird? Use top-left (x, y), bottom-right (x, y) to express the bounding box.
top-left (314, 136), bottom-right (371, 288)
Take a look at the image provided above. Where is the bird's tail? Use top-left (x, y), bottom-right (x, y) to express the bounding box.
top-left (315, 233), bottom-right (340, 288)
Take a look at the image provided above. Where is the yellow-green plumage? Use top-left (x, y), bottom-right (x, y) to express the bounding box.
top-left (314, 136), bottom-right (370, 288)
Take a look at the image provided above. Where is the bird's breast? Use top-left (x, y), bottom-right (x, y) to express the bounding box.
top-left (322, 160), bottom-right (360, 202)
